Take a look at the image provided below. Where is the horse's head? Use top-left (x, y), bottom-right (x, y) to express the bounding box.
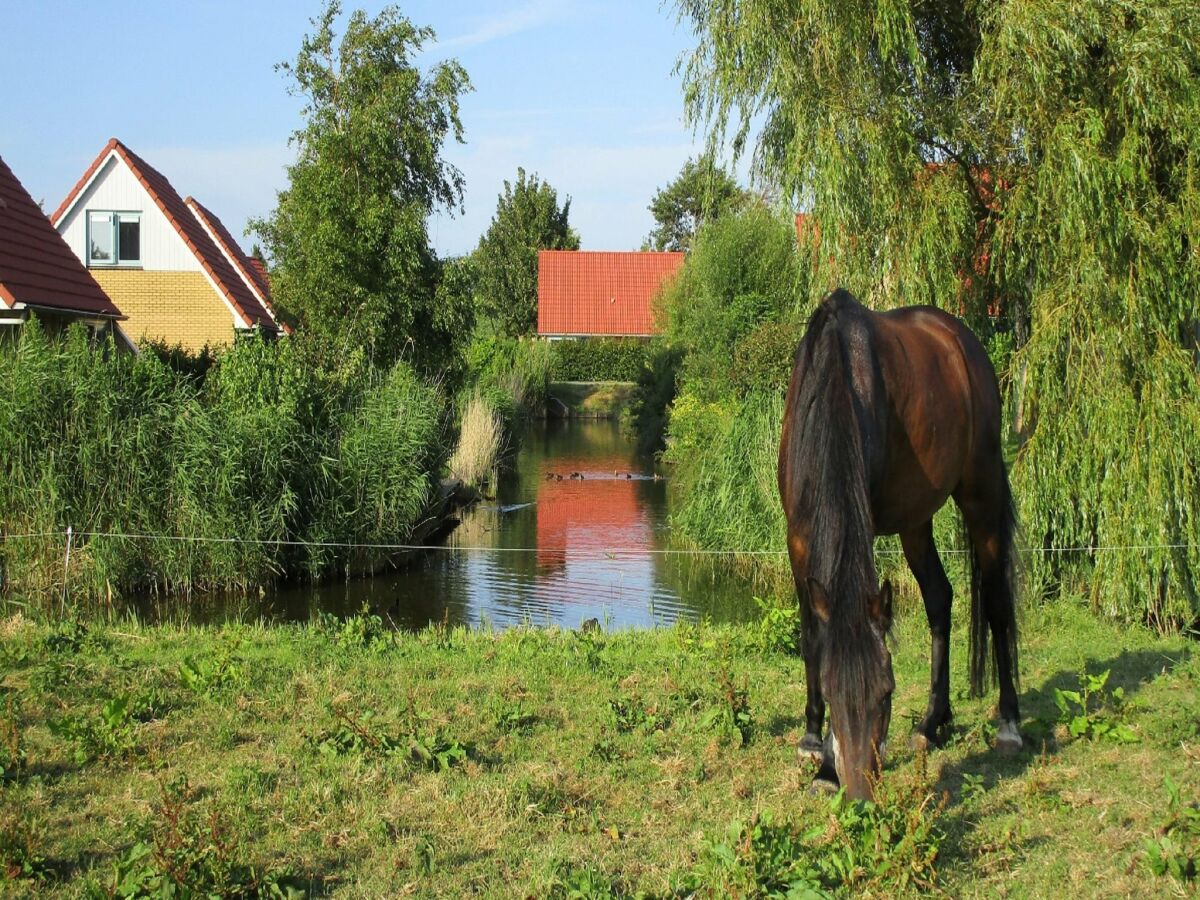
top-left (809, 577), bottom-right (894, 801)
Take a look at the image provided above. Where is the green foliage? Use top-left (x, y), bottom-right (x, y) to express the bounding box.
top-left (0, 699), bottom-right (25, 782)
top-left (645, 152), bottom-right (750, 251)
top-left (312, 705), bottom-right (469, 773)
top-left (666, 391), bottom-right (787, 571)
top-left (545, 860), bottom-right (620, 899)
top-left (609, 693), bottom-right (668, 734)
top-left (250, 1), bottom-right (470, 371)
top-left (548, 338), bottom-right (648, 383)
top-left (676, 0), bottom-right (1200, 626)
top-left (731, 319), bottom-right (805, 396)
top-left (677, 776), bottom-right (945, 896)
top-left (1143, 776), bottom-right (1200, 885)
top-left (0, 806), bottom-right (48, 883)
top-left (753, 595), bottom-right (800, 655)
top-left (663, 206), bottom-right (801, 402)
top-left (51, 695), bottom-right (139, 764)
top-left (622, 342), bottom-right (683, 454)
top-left (701, 670), bottom-right (754, 746)
top-left (85, 778), bottom-right (300, 898)
top-left (0, 324), bottom-right (448, 603)
top-left (178, 650), bottom-right (247, 698)
top-left (1053, 669), bottom-right (1139, 743)
top-left (475, 168), bottom-right (580, 338)
top-left (464, 333), bottom-right (552, 431)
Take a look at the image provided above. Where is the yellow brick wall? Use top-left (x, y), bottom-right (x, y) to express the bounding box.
top-left (89, 270), bottom-right (236, 352)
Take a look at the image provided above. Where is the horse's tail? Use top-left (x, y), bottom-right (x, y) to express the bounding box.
top-left (966, 468), bottom-right (1020, 698)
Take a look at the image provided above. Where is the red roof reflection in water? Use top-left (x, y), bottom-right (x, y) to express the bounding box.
top-left (535, 457), bottom-right (652, 572)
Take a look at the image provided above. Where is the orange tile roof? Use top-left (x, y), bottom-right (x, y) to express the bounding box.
top-left (0, 154), bottom-right (122, 318)
top-left (538, 250), bottom-right (684, 336)
top-left (185, 197), bottom-right (280, 328)
top-left (52, 139), bottom-right (277, 333)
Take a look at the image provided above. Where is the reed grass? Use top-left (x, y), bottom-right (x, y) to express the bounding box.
top-left (448, 391), bottom-right (505, 488)
top-left (0, 320), bottom-right (449, 607)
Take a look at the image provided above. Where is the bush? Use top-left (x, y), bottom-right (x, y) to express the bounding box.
top-left (623, 342), bottom-right (683, 454)
top-left (663, 206), bottom-right (801, 402)
top-left (548, 338), bottom-right (648, 382)
top-left (731, 319), bottom-right (805, 396)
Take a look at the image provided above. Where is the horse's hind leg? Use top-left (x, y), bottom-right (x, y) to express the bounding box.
top-left (958, 489), bottom-right (1022, 752)
top-left (797, 597), bottom-right (826, 760)
top-left (901, 521), bottom-right (954, 747)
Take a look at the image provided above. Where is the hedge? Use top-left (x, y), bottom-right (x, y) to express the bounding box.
top-left (547, 337), bottom-right (649, 382)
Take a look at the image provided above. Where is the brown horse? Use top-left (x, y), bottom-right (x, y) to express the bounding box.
top-left (778, 289), bottom-right (1020, 801)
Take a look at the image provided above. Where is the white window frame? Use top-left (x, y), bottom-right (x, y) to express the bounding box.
top-left (86, 210), bottom-right (142, 267)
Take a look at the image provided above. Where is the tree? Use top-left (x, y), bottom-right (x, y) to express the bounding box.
top-left (474, 169), bottom-right (579, 338)
top-left (251, 1), bottom-right (471, 370)
top-left (676, 0), bottom-right (1200, 626)
top-left (644, 153), bottom-right (749, 251)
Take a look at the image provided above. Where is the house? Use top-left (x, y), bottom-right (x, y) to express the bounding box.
top-left (0, 153), bottom-right (127, 342)
top-left (537, 250), bottom-right (684, 338)
top-left (51, 138), bottom-right (280, 352)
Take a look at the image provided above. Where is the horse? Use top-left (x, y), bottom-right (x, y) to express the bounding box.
top-left (778, 289), bottom-right (1021, 801)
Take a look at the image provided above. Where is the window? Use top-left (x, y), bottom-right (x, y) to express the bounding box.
top-left (87, 211), bottom-right (140, 266)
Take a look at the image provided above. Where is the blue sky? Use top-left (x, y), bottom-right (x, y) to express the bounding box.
top-left (1, 1), bottom-right (725, 256)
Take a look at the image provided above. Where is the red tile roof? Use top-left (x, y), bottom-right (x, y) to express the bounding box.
top-left (52, 139), bottom-right (277, 333)
top-left (0, 154), bottom-right (122, 318)
top-left (538, 250), bottom-right (684, 337)
top-left (247, 257), bottom-right (271, 302)
top-left (184, 197), bottom-right (280, 328)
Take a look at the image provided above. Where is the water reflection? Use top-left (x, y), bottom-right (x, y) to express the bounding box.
top-left (143, 419), bottom-right (758, 630)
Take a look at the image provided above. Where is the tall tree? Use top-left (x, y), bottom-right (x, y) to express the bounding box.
top-left (677, 0), bottom-right (1200, 626)
top-left (251, 1), bottom-right (470, 369)
top-left (475, 169), bottom-right (579, 338)
top-left (645, 153), bottom-right (749, 251)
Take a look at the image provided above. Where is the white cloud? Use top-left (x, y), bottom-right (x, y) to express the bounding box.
top-left (431, 0), bottom-right (577, 53)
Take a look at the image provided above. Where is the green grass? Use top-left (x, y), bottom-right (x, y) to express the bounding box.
top-left (0, 600), bottom-right (1196, 896)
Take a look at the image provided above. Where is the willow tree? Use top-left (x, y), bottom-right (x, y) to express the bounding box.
top-left (677, 0), bottom-right (1200, 626)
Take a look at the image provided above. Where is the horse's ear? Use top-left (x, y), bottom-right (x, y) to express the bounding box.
top-left (806, 577), bottom-right (831, 624)
top-left (870, 580), bottom-right (894, 631)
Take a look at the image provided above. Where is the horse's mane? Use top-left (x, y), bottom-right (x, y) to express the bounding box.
top-left (785, 289), bottom-right (884, 720)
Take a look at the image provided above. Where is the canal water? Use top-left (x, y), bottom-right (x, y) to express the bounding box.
top-left (249, 418), bottom-right (759, 630)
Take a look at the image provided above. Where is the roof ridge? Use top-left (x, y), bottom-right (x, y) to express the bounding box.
top-left (52, 139), bottom-right (277, 334)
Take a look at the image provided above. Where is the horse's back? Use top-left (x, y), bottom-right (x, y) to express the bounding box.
top-left (870, 304), bottom-right (1002, 533)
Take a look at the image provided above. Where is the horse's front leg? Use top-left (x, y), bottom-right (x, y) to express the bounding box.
top-left (901, 522), bottom-right (954, 746)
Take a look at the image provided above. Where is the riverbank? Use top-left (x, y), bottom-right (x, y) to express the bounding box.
top-left (547, 381), bottom-right (635, 419)
top-left (2, 602), bottom-right (1195, 896)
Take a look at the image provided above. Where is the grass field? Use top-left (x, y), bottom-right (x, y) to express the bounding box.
top-left (0, 599), bottom-right (1196, 897)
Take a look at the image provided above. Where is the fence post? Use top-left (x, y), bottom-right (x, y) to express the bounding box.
top-left (60, 525), bottom-right (73, 618)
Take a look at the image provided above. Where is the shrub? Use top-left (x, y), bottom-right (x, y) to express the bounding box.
top-left (548, 338), bottom-right (648, 382)
top-left (731, 319), bottom-right (805, 396)
top-left (622, 342), bottom-right (682, 454)
top-left (662, 206), bottom-right (800, 402)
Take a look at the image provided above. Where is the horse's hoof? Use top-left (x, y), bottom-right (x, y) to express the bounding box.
top-left (995, 719), bottom-right (1023, 753)
top-left (797, 733), bottom-right (823, 761)
top-left (809, 776), bottom-right (839, 795)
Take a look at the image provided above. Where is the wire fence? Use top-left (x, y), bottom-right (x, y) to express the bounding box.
top-left (1, 528), bottom-right (1194, 560)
